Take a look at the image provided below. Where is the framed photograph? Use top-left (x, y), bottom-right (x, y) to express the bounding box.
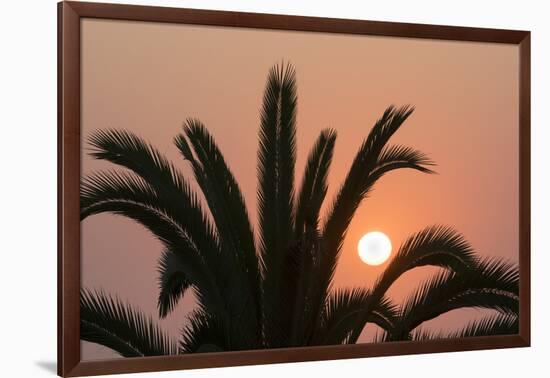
top-left (58, 1), bottom-right (530, 376)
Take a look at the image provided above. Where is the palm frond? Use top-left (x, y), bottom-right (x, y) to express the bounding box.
top-left (412, 313), bottom-right (519, 340)
top-left (175, 119), bottom-right (260, 323)
top-left (84, 131), bottom-right (229, 312)
top-left (157, 249), bottom-right (191, 318)
top-left (87, 129), bottom-right (220, 276)
top-left (316, 107), bottom-right (431, 334)
top-left (257, 62), bottom-right (297, 261)
top-left (345, 225), bottom-right (479, 342)
top-left (314, 288), bottom-right (398, 345)
top-left (390, 257), bottom-right (519, 340)
top-left (373, 144), bottom-right (436, 176)
top-left (276, 64), bottom-right (298, 237)
top-left (179, 311), bottom-right (226, 353)
top-left (81, 170), bottom-right (158, 220)
top-left (295, 129), bottom-right (337, 236)
top-left (257, 63), bottom-right (298, 346)
top-left (81, 171), bottom-right (192, 261)
top-left (369, 296), bottom-right (400, 334)
top-left (88, 129), bottom-right (186, 194)
top-left (322, 106), bottom-right (417, 260)
top-left (81, 171), bottom-right (223, 313)
top-left (80, 289), bottom-right (177, 357)
top-left (315, 287), bottom-right (371, 345)
top-left (372, 226), bottom-right (477, 298)
top-left (81, 171), bottom-right (193, 258)
top-left (176, 119), bottom-right (257, 274)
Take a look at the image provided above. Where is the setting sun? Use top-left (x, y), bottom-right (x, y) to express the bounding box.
top-left (358, 231), bottom-right (392, 266)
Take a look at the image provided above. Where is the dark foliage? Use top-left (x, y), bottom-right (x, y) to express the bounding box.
top-left (81, 290), bottom-right (178, 357)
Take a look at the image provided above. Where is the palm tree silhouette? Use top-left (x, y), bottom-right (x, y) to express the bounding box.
top-left (80, 63), bottom-right (519, 357)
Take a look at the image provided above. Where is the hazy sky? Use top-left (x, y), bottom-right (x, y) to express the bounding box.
top-left (80, 18), bottom-right (519, 360)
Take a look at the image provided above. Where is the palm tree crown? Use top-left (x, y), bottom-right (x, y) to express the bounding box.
top-left (80, 63), bottom-right (519, 356)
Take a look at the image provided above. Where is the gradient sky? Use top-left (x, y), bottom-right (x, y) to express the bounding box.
top-left (80, 18), bottom-right (519, 360)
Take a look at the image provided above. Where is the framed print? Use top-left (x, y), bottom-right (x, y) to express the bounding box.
top-left (58, 1), bottom-right (530, 376)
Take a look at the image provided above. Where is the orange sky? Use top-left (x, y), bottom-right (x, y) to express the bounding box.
top-left (80, 18), bottom-right (519, 360)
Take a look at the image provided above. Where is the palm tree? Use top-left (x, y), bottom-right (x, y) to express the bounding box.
top-left (80, 63), bottom-right (519, 356)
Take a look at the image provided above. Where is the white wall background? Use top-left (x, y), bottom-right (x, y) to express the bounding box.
top-left (1, 0), bottom-right (548, 376)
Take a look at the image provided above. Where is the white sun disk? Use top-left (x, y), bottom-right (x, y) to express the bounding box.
top-left (358, 231), bottom-right (392, 266)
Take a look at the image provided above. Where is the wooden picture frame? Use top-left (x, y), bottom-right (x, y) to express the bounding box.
top-left (58, 1), bottom-right (530, 376)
